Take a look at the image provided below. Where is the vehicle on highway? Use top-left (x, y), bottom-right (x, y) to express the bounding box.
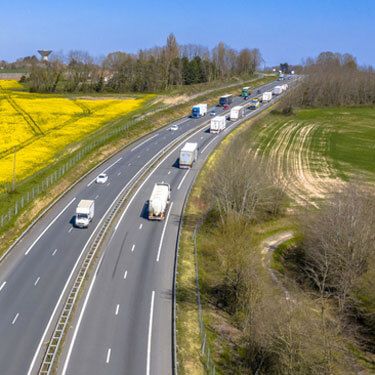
top-left (241, 86), bottom-right (251, 97)
top-left (148, 182), bottom-right (171, 220)
top-left (170, 124), bottom-right (179, 131)
top-left (210, 115), bottom-right (226, 133)
top-left (223, 104), bottom-right (230, 110)
top-left (75, 199), bottom-right (95, 228)
top-left (230, 105), bottom-right (245, 120)
top-left (209, 110), bottom-right (216, 116)
top-left (96, 173), bottom-right (108, 184)
top-left (262, 91), bottom-right (272, 102)
top-left (219, 94), bottom-right (233, 107)
top-left (179, 142), bottom-right (198, 169)
top-left (249, 98), bottom-right (260, 110)
top-left (191, 103), bottom-right (207, 118)
top-left (272, 85), bottom-right (283, 95)
top-left (257, 89), bottom-right (261, 94)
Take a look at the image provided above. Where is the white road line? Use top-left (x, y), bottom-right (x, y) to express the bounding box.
top-left (156, 202), bottom-right (173, 262)
top-left (131, 244), bottom-right (135, 252)
top-left (95, 195), bottom-right (99, 199)
top-left (177, 170), bottom-right (190, 190)
top-left (201, 136), bottom-right (217, 154)
top-left (11, 313), bottom-right (19, 325)
top-left (34, 277), bottom-right (40, 286)
top-left (131, 134), bottom-right (158, 152)
top-left (137, 155), bottom-right (141, 158)
top-left (139, 223), bottom-right (143, 230)
top-left (106, 348), bottom-right (111, 364)
top-left (87, 157), bottom-right (122, 187)
top-left (117, 172), bottom-right (121, 176)
top-left (128, 163), bottom-right (132, 166)
top-left (25, 197), bottom-right (76, 256)
top-left (124, 270), bottom-right (128, 279)
top-left (68, 227), bottom-right (73, 233)
top-left (115, 304), bottom-right (120, 315)
top-left (168, 170), bottom-right (171, 175)
top-left (146, 291), bottom-right (155, 375)
top-left (107, 182), bottom-right (111, 186)
top-left (0, 281), bottom-right (6, 292)
top-left (200, 136), bottom-right (204, 139)
top-left (52, 249), bottom-right (58, 256)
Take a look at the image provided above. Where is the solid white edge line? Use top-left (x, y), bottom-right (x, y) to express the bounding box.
top-left (106, 348), bottom-right (111, 363)
top-left (156, 202), bottom-right (173, 262)
top-left (87, 157), bottom-right (123, 187)
top-left (131, 134), bottom-right (158, 152)
top-left (25, 197), bottom-right (76, 256)
top-left (0, 281), bottom-right (6, 292)
top-left (177, 170), bottom-right (190, 190)
top-left (146, 291), bottom-right (155, 375)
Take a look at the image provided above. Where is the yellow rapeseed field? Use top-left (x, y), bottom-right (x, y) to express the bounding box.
top-left (0, 80), bottom-right (150, 185)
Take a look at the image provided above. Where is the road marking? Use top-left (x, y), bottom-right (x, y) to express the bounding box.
top-left (137, 155), bottom-right (141, 158)
top-left (131, 134), bottom-right (158, 152)
top-left (107, 182), bottom-right (111, 186)
top-left (0, 281), bottom-right (6, 292)
top-left (117, 172), bottom-right (121, 176)
top-left (25, 198), bottom-right (76, 256)
top-left (177, 170), bottom-right (190, 190)
top-left (106, 348), bottom-right (111, 363)
top-left (124, 270), bottom-right (128, 279)
top-left (34, 277), bottom-right (40, 286)
top-left (168, 170), bottom-right (171, 175)
top-left (201, 136), bottom-right (217, 154)
top-left (68, 227), bottom-right (73, 233)
top-left (52, 249), bottom-right (58, 256)
top-left (147, 291), bottom-right (155, 375)
top-left (128, 163), bottom-right (132, 166)
top-left (200, 136), bottom-right (204, 139)
top-left (131, 244), bottom-right (135, 252)
top-left (156, 202), bottom-right (173, 262)
top-left (115, 304), bottom-right (120, 315)
top-left (95, 195), bottom-right (99, 199)
top-left (139, 223), bottom-right (143, 230)
top-left (87, 157), bottom-right (122, 187)
top-left (12, 313), bottom-right (19, 325)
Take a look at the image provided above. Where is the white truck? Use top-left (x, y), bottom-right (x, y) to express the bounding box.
top-left (262, 91), bottom-right (272, 102)
top-left (210, 115), bottom-right (226, 133)
top-left (179, 142), bottom-right (198, 169)
top-left (230, 106), bottom-right (245, 120)
top-left (148, 183), bottom-right (171, 220)
top-left (272, 86), bottom-right (283, 95)
top-left (282, 84), bottom-right (288, 91)
top-left (191, 103), bottom-right (207, 118)
top-left (75, 199), bottom-right (95, 228)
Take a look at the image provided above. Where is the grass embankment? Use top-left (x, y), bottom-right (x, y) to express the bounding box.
top-left (0, 75), bottom-right (274, 256)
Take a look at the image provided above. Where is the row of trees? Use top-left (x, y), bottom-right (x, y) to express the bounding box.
top-left (284, 51), bottom-right (375, 107)
top-left (25, 34), bottom-right (262, 93)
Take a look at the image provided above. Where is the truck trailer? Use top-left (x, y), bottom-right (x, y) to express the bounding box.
top-left (219, 94), bottom-right (233, 107)
top-left (191, 103), bottom-right (207, 118)
top-left (272, 86), bottom-right (283, 95)
top-left (179, 142), bottom-right (198, 169)
top-left (210, 115), bottom-right (226, 133)
top-left (75, 199), bottom-right (95, 228)
top-left (230, 106), bottom-right (245, 120)
top-left (148, 183), bottom-right (171, 220)
top-left (262, 91), bottom-right (272, 102)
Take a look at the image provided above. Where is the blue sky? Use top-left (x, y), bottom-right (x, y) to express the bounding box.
top-left (1, 0), bottom-right (374, 66)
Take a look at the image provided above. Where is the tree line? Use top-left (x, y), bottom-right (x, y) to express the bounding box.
top-left (18, 34), bottom-right (262, 93)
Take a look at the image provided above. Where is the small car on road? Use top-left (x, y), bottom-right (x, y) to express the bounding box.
top-left (96, 173), bottom-right (108, 184)
top-left (170, 124), bottom-right (179, 131)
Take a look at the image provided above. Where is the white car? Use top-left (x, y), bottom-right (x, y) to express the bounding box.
top-left (96, 173), bottom-right (108, 184)
top-left (170, 124), bottom-right (179, 131)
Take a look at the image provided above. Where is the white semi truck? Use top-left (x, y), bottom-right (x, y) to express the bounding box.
top-left (75, 199), bottom-right (95, 228)
top-left (148, 183), bottom-right (171, 220)
top-left (191, 103), bottom-right (208, 118)
top-left (210, 115), bottom-right (226, 133)
top-left (179, 142), bottom-right (198, 169)
top-left (230, 106), bottom-right (245, 120)
top-left (262, 91), bottom-right (272, 102)
top-left (273, 86), bottom-right (283, 95)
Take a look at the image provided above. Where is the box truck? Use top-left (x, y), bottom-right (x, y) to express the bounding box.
top-left (148, 183), bottom-right (171, 220)
top-left (230, 106), bottom-right (245, 120)
top-left (241, 86), bottom-right (251, 98)
top-left (272, 86), bottom-right (283, 95)
top-left (219, 94), bottom-right (233, 107)
top-left (179, 142), bottom-right (198, 169)
top-left (75, 200), bottom-right (95, 228)
top-left (262, 92), bottom-right (272, 102)
top-left (191, 103), bottom-right (207, 118)
top-left (210, 115), bottom-right (226, 133)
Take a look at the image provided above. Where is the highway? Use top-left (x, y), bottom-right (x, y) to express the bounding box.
top-left (0, 79), bottom-right (286, 375)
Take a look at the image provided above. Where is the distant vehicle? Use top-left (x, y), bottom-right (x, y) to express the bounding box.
top-left (282, 84), bottom-right (288, 91)
top-left (210, 115), bottom-right (226, 133)
top-left (148, 183), bottom-right (171, 220)
top-left (209, 110), bottom-right (216, 116)
top-left (219, 94), bottom-right (233, 107)
top-left (75, 200), bottom-right (95, 228)
top-left (96, 173), bottom-right (108, 184)
top-left (278, 73), bottom-right (285, 81)
top-left (191, 103), bottom-right (208, 118)
top-left (179, 142), bottom-right (198, 169)
top-left (230, 106), bottom-right (245, 120)
top-left (241, 86), bottom-right (251, 97)
top-left (272, 86), bottom-right (283, 95)
top-left (223, 104), bottom-right (230, 110)
top-left (249, 99), bottom-right (260, 110)
top-left (170, 124), bottom-right (179, 131)
top-left (262, 91), bottom-right (273, 102)
top-left (257, 89), bottom-right (261, 94)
